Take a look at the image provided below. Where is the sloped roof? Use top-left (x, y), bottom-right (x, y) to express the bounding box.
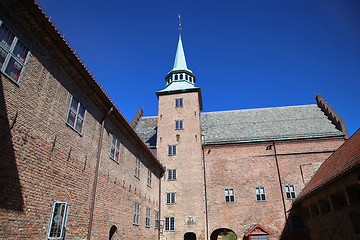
top-left (135, 104), bottom-right (344, 146)
top-left (135, 116), bottom-right (158, 148)
top-left (295, 128), bottom-right (360, 203)
top-left (201, 104), bottom-right (343, 144)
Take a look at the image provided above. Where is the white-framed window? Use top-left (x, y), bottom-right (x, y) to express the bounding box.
top-left (147, 169), bottom-right (152, 187)
top-left (0, 20), bottom-right (31, 84)
top-left (175, 120), bottom-right (183, 130)
top-left (256, 187), bottom-right (266, 201)
top-left (164, 216), bottom-right (175, 231)
top-left (110, 135), bottom-right (121, 163)
top-left (145, 207), bottom-right (151, 228)
top-left (167, 169), bottom-right (177, 181)
top-left (46, 201), bottom-right (69, 240)
top-left (224, 188), bottom-right (235, 203)
top-left (66, 95), bottom-right (86, 134)
top-left (175, 98), bottom-right (183, 108)
top-left (134, 158), bottom-right (141, 179)
top-left (168, 145), bottom-right (176, 156)
top-left (285, 185), bottom-right (296, 200)
top-left (154, 210), bottom-right (159, 229)
top-left (133, 202), bottom-right (140, 226)
top-left (166, 192), bottom-right (176, 204)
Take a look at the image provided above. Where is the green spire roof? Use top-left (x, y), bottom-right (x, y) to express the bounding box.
top-left (172, 36), bottom-right (192, 73)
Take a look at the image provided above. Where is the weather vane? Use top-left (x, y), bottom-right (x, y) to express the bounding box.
top-left (178, 14), bottom-right (182, 36)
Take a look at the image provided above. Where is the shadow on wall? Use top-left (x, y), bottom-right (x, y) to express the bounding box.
top-left (0, 76), bottom-right (24, 211)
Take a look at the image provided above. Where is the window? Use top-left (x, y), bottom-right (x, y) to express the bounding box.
top-left (154, 210), bottom-right (159, 229)
top-left (175, 98), bottom-right (183, 107)
top-left (256, 187), bottom-right (266, 201)
top-left (166, 192), bottom-right (176, 204)
top-left (175, 120), bottom-right (183, 130)
top-left (66, 95), bottom-right (86, 134)
top-left (167, 169), bottom-right (177, 181)
top-left (133, 202), bottom-right (140, 225)
top-left (285, 185), bottom-right (296, 200)
top-left (0, 20), bottom-right (30, 84)
top-left (134, 158), bottom-right (141, 179)
top-left (224, 188), bottom-right (235, 203)
top-left (147, 169), bottom-right (152, 187)
top-left (168, 145), bottom-right (177, 155)
top-left (164, 216), bottom-right (175, 231)
top-left (145, 207), bottom-right (151, 228)
top-left (180, 73), bottom-right (183, 79)
top-left (46, 201), bottom-right (69, 240)
top-left (110, 135), bottom-right (121, 163)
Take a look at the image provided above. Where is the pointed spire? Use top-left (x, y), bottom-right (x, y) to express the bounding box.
top-left (172, 35), bottom-right (190, 72)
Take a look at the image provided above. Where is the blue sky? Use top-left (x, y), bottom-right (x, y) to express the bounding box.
top-left (38, 0), bottom-right (359, 137)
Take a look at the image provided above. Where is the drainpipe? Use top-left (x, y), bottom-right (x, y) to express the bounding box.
top-left (272, 140), bottom-right (289, 229)
top-left (201, 135), bottom-right (209, 240)
top-left (87, 107), bottom-right (113, 240)
top-left (158, 172), bottom-right (162, 240)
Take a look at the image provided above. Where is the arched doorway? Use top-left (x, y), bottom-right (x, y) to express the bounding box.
top-left (184, 232), bottom-right (196, 240)
top-left (109, 225), bottom-right (117, 240)
top-left (210, 228), bottom-right (237, 240)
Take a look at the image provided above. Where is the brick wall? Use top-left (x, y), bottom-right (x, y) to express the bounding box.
top-left (157, 91), bottom-right (206, 240)
top-left (204, 137), bottom-right (344, 240)
top-left (0, 2), bottom-right (161, 239)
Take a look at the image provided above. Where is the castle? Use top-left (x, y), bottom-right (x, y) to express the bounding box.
top-left (0, 1), bottom-right (354, 240)
top-left (134, 21), bottom-right (348, 240)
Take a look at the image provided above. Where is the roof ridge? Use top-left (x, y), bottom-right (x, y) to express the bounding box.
top-left (201, 104), bottom-right (317, 115)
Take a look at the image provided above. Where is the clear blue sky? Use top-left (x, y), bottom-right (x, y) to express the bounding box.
top-left (37, 0), bottom-right (359, 137)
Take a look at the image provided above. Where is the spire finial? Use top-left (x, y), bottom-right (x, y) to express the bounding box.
top-left (178, 14), bottom-right (182, 36)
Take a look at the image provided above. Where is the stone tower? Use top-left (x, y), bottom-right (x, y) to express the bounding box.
top-left (156, 28), bottom-right (206, 239)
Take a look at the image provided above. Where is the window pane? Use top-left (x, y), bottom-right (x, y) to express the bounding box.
top-left (112, 136), bottom-right (116, 146)
top-left (70, 97), bottom-right (79, 111)
top-left (78, 104), bottom-right (86, 118)
top-left (0, 24), bottom-right (14, 50)
top-left (0, 46), bottom-right (7, 68)
top-left (115, 151), bottom-right (120, 161)
top-left (13, 40), bottom-right (29, 63)
top-left (5, 57), bottom-right (22, 82)
top-left (67, 110), bottom-right (76, 127)
top-left (75, 117), bottom-right (84, 132)
top-left (110, 147), bottom-right (115, 159)
top-left (261, 194), bottom-right (266, 201)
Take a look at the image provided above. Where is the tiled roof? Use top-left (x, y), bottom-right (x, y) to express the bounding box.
top-left (201, 104), bottom-right (343, 144)
top-left (135, 104), bottom-right (344, 146)
top-left (295, 128), bottom-right (360, 203)
top-left (135, 116), bottom-right (158, 147)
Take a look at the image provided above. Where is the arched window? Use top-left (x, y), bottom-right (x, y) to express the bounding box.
top-left (185, 75), bottom-right (188, 80)
top-left (109, 225), bottom-right (117, 240)
top-left (184, 232), bottom-right (196, 240)
top-left (180, 74), bottom-right (184, 80)
top-left (175, 74), bottom-right (178, 80)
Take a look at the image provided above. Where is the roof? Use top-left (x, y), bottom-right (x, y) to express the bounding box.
top-left (201, 104), bottom-right (343, 144)
top-left (171, 35), bottom-right (191, 73)
top-left (295, 128), bottom-right (360, 203)
top-left (135, 116), bottom-right (158, 148)
top-left (135, 104), bottom-right (344, 146)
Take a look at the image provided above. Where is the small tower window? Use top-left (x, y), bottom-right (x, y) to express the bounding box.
top-left (175, 74), bottom-right (178, 80)
top-left (185, 75), bottom-right (188, 80)
top-left (180, 74), bottom-right (183, 80)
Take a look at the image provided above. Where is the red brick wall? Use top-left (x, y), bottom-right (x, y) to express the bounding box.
top-left (0, 4), bottom-right (161, 239)
top-left (157, 91), bottom-right (206, 240)
top-left (204, 137), bottom-right (344, 240)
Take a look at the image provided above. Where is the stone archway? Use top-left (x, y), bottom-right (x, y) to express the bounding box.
top-left (210, 228), bottom-right (237, 240)
top-left (184, 232), bottom-right (196, 240)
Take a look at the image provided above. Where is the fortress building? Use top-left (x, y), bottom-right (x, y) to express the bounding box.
top-left (135, 26), bottom-right (348, 240)
top-left (0, 1), bottom-right (352, 240)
